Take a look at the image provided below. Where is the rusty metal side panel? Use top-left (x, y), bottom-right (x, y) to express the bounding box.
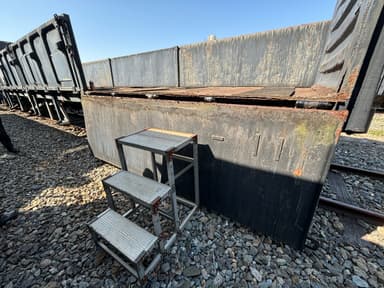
top-left (179, 21), bottom-right (330, 88)
top-left (82, 95), bottom-right (346, 249)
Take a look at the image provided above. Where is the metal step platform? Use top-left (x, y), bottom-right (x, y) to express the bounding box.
top-left (117, 128), bottom-right (196, 155)
top-left (103, 170), bottom-right (171, 207)
top-left (88, 209), bottom-right (161, 279)
top-left (89, 209), bottom-right (158, 263)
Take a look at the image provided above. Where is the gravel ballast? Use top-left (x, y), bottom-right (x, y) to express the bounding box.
top-left (0, 109), bottom-right (383, 288)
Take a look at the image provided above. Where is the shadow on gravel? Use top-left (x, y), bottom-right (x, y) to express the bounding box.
top-left (339, 216), bottom-right (384, 249)
top-left (0, 113), bottom-right (104, 211)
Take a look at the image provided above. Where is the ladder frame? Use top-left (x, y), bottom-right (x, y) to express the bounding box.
top-left (114, 128), bottom-right (200, 232)
top-left (89, 128), bottom-right (200, 281)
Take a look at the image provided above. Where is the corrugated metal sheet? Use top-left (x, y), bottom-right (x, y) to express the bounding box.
top-left (0, 14), bottom-right (86, 93)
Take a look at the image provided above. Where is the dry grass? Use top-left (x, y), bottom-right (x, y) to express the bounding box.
top-left (344, 112), bottom-right (384, 141)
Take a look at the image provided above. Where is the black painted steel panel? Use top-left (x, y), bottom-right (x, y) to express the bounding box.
top-left (83, 95), bottom-right (346, 249)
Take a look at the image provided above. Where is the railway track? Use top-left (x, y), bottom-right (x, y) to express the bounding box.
top-left (330, 163), bottom-right (384, 179)
top-left (320, 163), bottom-right (384, 225)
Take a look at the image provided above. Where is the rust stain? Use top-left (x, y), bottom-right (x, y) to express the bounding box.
top-left (347, 67), bottom-right (360, 89)
top-left (335, 67), bottom-right (360, 100)
top-left (327, 109), bottom-right (349, 121)
top-left (296, 85), bottom-right (337, 99)
top-left (335, 92), bottom-right (350, 101)
top-left (88, 85), bottom-right (346, 103)
top-left (334, 126), bottom-right (343, 142)
top-left (293, 168), bottom-right (302, 177)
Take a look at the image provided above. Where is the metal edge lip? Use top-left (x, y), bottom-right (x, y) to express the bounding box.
top-left (102, 172), bottom-right (171, 206)
top-left (90, 209), bottom-right (159, 263)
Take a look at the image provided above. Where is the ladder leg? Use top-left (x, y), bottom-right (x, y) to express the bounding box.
top-left (193, 138), bottom-right (200, 206)
top-left (116, 140), bottom-right (127, 170)
top-left (103, 183), bottom-right (116, 210)
top-left (115, 141), bottom-right (137, 212)
top-left (136, 262), bottom-right (145, 281)
top-left (151, 202), bottom-right (164, 251)
top-left (151, 152), bottom-right (158, 181)
top-left (166, 155), bottom-right (180, 230)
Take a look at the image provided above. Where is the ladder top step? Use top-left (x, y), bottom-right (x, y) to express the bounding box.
top-left (89, 209), bottom-right (158, 263)
top-left (103, 171), bottom-right (171, 205)
top-left (117, 128), bottom-right (196, 154)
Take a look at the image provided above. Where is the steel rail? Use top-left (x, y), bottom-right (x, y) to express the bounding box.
top-left (319, 196), bottom-right (384, 225)
top-left (330, 163), bottom-right (384, 178)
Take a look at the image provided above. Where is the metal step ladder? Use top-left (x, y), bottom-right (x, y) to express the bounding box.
top-left (87, 128), bottom-right (200, 281)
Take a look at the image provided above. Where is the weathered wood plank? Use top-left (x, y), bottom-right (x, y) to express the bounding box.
top-left (237, 87), bottom-right (295, 98)
top-left (327, 171), bottom-right (353, 203)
